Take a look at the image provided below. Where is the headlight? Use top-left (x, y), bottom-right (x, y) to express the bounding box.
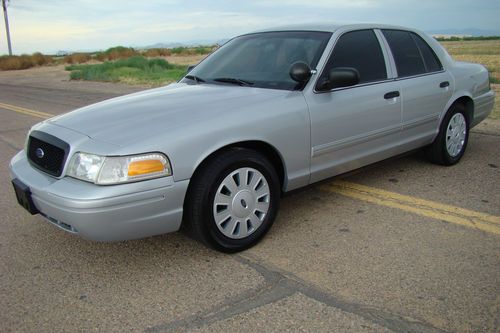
top-left (67, 152), bottom-right (171, 185)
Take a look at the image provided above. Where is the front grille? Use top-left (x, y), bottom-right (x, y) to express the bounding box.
top-left (27, 131), bottom-right (70, 177)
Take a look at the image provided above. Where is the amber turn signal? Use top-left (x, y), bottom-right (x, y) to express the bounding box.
top-left (128, 159), bottom-right (165, 176)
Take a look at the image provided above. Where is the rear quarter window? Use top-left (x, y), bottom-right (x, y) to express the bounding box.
top-left (411, 33), bottom-right (443, 72)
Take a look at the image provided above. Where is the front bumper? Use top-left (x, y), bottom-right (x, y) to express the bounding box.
top-left (9, 151), bottom-right (189, 241)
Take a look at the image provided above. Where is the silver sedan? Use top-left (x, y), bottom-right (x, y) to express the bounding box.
top-left (10, 23), bottom-right (495, 252)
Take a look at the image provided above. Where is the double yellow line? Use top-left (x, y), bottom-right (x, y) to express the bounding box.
top-left (0, 102), bottom-right (53, 119)
top-left (323, 181), bottom-right (500, 235)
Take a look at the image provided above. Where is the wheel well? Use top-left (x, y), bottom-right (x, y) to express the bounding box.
top-left (182, 141), bottom-right (286, 231)
top-left (451, 96), bottom-right (474, 122)
top-left (191, 141), bottom-right (286, 191)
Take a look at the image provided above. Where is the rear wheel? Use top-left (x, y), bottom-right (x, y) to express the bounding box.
top-left (184, 148), bottom-right (280, 252)
top-left (426, 104), bottom-right (469, 166)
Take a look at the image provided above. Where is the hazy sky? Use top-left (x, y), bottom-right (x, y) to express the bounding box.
top-left (1, 0), bottom-right (499, 55)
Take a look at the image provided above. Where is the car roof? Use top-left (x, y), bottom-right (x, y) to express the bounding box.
top-left (251, 23), bottom-right (416, 34)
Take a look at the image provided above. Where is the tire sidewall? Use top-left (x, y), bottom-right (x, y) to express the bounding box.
top-left (201, 152), bottom-right (280, 252)
top-left (439, 105), bottom-right (470, 165)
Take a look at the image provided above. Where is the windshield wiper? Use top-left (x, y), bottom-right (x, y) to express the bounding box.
top-left (213, 77), bottom-right (254, 86)
top-left (184, 74), bottom-right (205, 83)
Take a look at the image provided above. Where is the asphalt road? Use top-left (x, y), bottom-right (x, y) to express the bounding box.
top-left (0, 70), bottom-right (499, 333)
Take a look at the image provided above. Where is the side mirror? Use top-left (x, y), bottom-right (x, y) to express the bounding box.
top-left (318, 67), bottom-right (360, 91)
top-left (187, 65), bottom-right (196, 73)
top-left (289, 62), bottom-right (312, 83)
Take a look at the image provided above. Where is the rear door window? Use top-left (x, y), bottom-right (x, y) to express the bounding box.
top-left (382, 30), bottom-right (443, 77)
top-left (382, 30), bottom-right (426, 77)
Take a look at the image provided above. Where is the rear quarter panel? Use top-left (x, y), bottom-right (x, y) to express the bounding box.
top-left (444, 61), bottom-right (492, 125)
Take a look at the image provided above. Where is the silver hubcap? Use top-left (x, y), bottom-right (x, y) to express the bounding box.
top-left (445, 113), bottom-right (467, 157)
top-left (213, 167), bottom-right (270, 239)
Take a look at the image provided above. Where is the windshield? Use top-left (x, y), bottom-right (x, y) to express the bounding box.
top-left (182, 31), bottom-right (332, 90)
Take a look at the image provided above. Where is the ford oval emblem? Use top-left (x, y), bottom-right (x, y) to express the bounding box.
top-left (35, 148), bottom-right (45, 159)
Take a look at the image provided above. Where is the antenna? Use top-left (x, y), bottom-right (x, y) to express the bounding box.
top-left (2, 0), bottom-right (12, 55)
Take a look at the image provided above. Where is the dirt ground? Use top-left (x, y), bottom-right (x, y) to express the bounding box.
top-left (164, 54), bottom-right (207, 65)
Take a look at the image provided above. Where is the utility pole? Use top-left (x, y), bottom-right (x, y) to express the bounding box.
top-left (2, 0), bottom-right (12, 55)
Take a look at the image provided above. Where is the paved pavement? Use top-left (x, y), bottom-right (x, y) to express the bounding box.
top-left (0, 70), bottom-right (499, 332)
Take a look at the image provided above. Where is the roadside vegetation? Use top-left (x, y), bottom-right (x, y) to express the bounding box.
top-left (435, 36), bottom-right (500, 42)
top-left (65, 56), bottom-right (187, 86)
top-left (0, 45), bottom-right (216, 72)
top-left (95, 46), bottom-right (139, 61)
top-left (64, 53), bottom-right (91, 64)
top-left (0, 52), bottom-right (53, 70)
top-left (490, 85), bottom-right (500, 119)
top-left (62, 45), bottom-right (216, 86)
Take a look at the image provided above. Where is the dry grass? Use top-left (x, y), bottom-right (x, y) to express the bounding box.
top-left (440, 40), bottom-right (499, 121)
top-left (0, 53), bottom-right (53, 70)
top-left (0, 45), bottom-right (214, 71)
top-left (164, 54), bottom-right (207, 66)
top-left (143, 48), bottom-right (172, 57)
top-left (440, 40), bottom-right (500, 83)
top-left (64, 53), bottom-right (91, 64)
top-left (96, 46), bottom-right (139, 61)
top-left (30, 52), bottom-right (53, 66)
top-left (490, 84), bottom-right (500, 120)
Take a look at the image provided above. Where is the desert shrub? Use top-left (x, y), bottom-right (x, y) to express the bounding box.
top-left (96, 46), bottom-right (139, 61)
top-left (64, 53), bottom-right (91, 64)
top-left (0, 53), bottom-right (54, 70)
top-left (193, 46), bottom-right (214, 54)
top-left (143, 48), bottom-right (172, 57)
top-left (0, 55), bottom-right (30, 70)
top-left (31, 52), bottom-right (53, 66)
top-left (169, 46), bottom-right (215, 56)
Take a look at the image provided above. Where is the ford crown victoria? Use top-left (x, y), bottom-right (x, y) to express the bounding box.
top-left (10, 24), bottom-right (495, 252)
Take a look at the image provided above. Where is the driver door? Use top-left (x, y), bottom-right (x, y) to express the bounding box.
top-left (305, 29), bottom-right (402, 182)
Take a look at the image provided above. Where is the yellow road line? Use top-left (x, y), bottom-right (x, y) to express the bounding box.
top-left (0, 102), bottom-right (54, 119)
top-left (322, 180), bottom-right (500, 235)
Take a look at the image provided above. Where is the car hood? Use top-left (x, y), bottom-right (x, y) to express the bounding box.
top-left (49, 83), bottom-right (291, 146)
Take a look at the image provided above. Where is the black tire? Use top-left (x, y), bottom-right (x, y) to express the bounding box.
top-left (426, 104), bottom-right (470, 166)
top-left (184, 148), bottom-right (280, 253)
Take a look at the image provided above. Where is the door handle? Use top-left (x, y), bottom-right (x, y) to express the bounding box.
top-left (384, 91), bottom-right (400, 99)
top-left (440, 81), bottom-right (450, 88)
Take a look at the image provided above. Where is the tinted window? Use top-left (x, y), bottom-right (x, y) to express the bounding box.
top-left (383, 30), bottom-right (426, 77)
top-left (319, 30), bottom-right (387, 87)
top-left (185, 31), bottom-right (331, 91)
top-left (411, 33), bottom-right (442, 72)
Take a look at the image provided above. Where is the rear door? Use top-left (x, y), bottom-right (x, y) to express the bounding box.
top-left (381, 30), bottom-right (453, 148)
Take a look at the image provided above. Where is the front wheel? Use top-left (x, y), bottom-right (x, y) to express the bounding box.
top-left (426, 104), bottom-right (470, 166)
top-left (184, 148), bottom-right (280, 252)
